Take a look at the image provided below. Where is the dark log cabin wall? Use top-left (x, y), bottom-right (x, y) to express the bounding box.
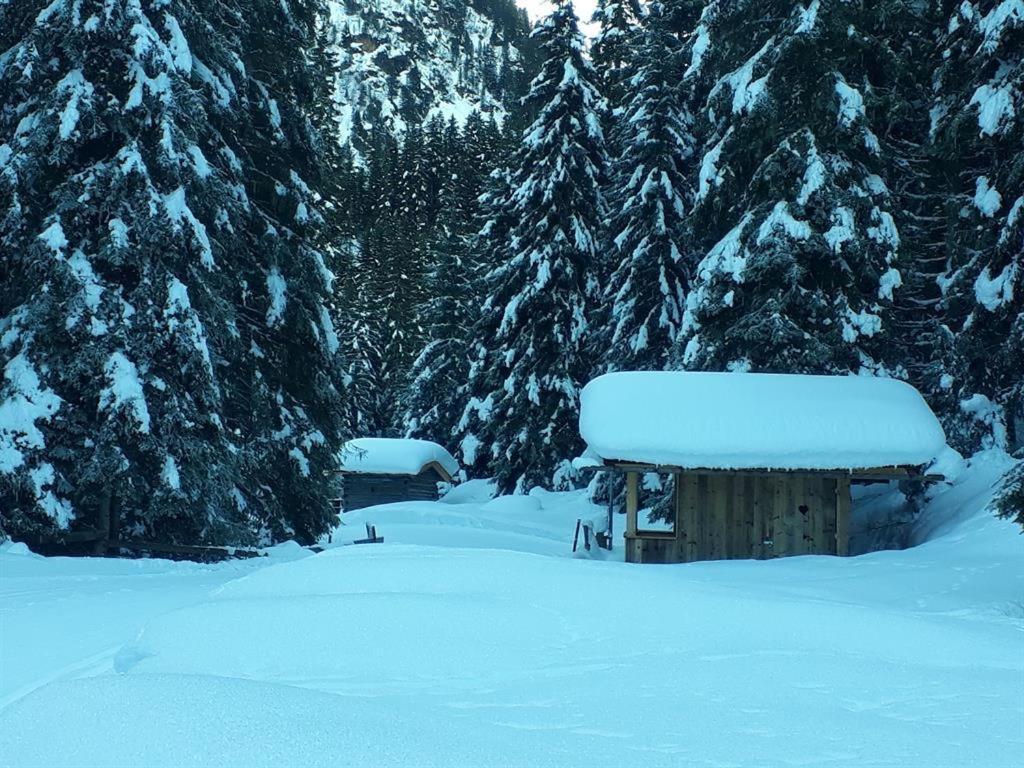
top-left (341, 472), bottom-right (443, 512)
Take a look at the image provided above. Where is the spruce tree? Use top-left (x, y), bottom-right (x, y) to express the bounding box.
top-left (234, 0), bottom-right (348, 544)
top-left (877, 3), bottom-right (958, 430)
top-left (590, 0), bottom-right (644, 115)
top-left (453, 0), bottom-right (608, 493)
top-left (933, 0), bottom-right (1023, 452)
top-left (0, 0), bottom-right (344, 544)
top-left (336, 128), bottom-right (438, 438)
top-left (0, 0), bottom-right (245, 541)
top-left (340, 229), bottom-right (415, 438)
top-left (600, 1), bottom-right (698, 372)
top-left (677, 0), bottom-right (905, 376)
top-left (404, 115), bottom-right (506, 444)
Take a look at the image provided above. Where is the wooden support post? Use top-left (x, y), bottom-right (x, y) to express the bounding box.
top-left (625, 471), bottom-right (638, 537)
top-left (674, 477), bottom-right (687, 563)
top-left (835, 476), bottom-right (851, 556)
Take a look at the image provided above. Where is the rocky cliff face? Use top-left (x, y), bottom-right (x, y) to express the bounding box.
top-left (327, 0), bottom-right (534, 151)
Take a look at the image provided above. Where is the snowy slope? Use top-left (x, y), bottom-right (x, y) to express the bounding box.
top-left (1, 457), bottom-right (1022, 767)
top-left (329, 0), bottom-right (531, 150)
top-left (0, 550), bottom-right (267, 711)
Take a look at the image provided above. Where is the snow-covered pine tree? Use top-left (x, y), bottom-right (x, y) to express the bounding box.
top-left (874, 3), bottom-right (958, 429)
top-left (335, 125), bottom-right (444, 438)
top-left (210, 1), bottom-right (345, 543)
top-left (453, 0), bottom-right (608, 493)
top-left (339, 228), bottom-right (417, 438)
top-left (404, 114), bottom-right (508, 444)
top-left (590, 0), bottom-right (644, 115)
top-left (677, 0), bottom-right (905, 376)
top-left (932, 1), bottom-right (1023, 453)
top-left (598, 1), bottom-right (698, 372)
top-left (0, 0), bottom-right (344, 545)
top-left (0, 0), bottom-right (248, 542)
top-left (230, 0), bottom-right (348, 544)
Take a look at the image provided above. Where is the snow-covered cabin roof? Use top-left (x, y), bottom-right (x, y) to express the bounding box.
top-left (578, 372), bottom-right (946, 472)
top-left (338, 438), bottom-right (459, 480)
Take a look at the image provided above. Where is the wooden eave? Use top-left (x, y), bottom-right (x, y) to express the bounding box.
top-left (422, 460), bottom-right (454, 484)
top-left (580, 459), bottom-right (943, 484)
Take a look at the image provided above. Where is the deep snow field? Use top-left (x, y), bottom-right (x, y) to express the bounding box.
top-left (2, 453), bottom-right (1022, 767)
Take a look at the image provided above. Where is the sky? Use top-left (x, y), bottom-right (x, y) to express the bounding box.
top-left (516, 0), bottom-right (599, 28)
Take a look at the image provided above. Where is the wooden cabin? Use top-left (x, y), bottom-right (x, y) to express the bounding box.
top-left (337, 438), bottom-right (459, 513)
top-left (576, 372), bottom-right (946, 564)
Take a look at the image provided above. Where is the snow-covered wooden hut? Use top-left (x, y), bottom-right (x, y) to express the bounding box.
top-left (576, 372), bottom-right (946, 564)
top-left (337, 438), bottom-right (459, 512)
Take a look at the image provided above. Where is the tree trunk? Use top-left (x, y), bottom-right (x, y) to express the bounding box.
top-left (93, 488), bottom-right (112, 556)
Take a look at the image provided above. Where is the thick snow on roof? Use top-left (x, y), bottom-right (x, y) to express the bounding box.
top-left (579, 372), bottom-right (946, 471)
top-left (339, 438), bottom-right (459, 477)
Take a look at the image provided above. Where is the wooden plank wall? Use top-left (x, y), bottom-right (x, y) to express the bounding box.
top-left (835, 476), bottom-right (851, 556)
top-left (342, 473), bottom-right (441, 512)
top-left (632, 473), bottom-right (846, 564)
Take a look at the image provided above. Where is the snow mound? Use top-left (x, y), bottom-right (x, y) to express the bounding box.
top-left (580, 371), bottom-right (946, 471)
top-left (0, 540), bottom-right (37, 557)
top-left (324, 486), bottom-right (603, 556)
top-left (481, 494), bottom-right (542, 514)
top-left (439, 477), bottom-right (497, 504)
top-left (261, 539), bottom-right (315, 561)
top-left (339, 437), bottom-right (458, 477)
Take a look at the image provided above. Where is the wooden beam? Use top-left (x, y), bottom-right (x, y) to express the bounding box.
top-left (111, 540), bottom-right (265, 560)
top-left (33, 528), bottom-right (107, 544)
top-left (625, 471), bottom-right (638, 537)
top-left (580, 462), bottom-right (940, 482)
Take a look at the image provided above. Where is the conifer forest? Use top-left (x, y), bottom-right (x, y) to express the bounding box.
top-left (1, 0), bottom-right (1022, 545)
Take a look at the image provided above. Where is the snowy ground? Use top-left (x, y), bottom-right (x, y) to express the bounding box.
top-left (2, 459), bottom-right (1022, 767)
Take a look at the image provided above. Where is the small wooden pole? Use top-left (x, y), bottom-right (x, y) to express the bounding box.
top-left (625, 471), bottom-right (638, 537)
top-left (835, 476), bottom-right (851, 556)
